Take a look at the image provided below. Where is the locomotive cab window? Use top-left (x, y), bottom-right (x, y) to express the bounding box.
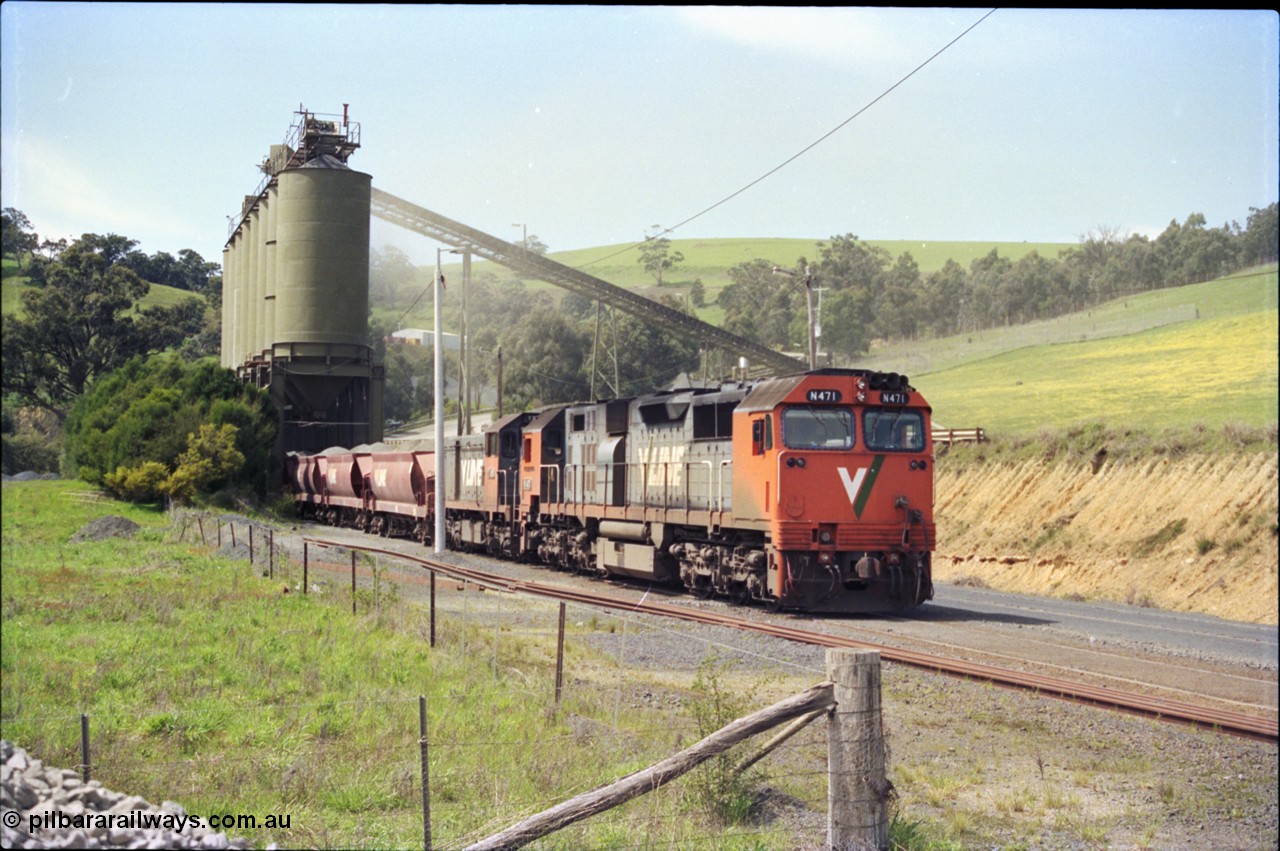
top-left (863, 409), bottom-right (926, 451)
top-left (782, 406), bottom-right (854, 450)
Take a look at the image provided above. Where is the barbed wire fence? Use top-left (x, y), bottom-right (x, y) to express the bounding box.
top-left (5, 509), bottom-right (888, 850)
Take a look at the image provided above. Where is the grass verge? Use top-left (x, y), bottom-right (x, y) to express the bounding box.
top-left (0, 481), bottom-right (820, 848)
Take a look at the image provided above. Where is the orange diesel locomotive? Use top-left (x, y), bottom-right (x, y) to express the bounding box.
top-left (290, 368), bottom-right (935, 614)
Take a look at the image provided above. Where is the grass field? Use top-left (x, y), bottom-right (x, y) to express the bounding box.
top-left (1, 257), bottom-right (204, 318)
top-left (0, 482), bottom-right (809, 849)
top-left (909, 266), bottom-right (1278, 434)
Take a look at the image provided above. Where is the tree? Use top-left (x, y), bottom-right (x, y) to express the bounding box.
top-left (816, 288), bottom-right (874, 358)
top-left (876, 252), bottom-right (922, 340)
top-left (2, 236), bottom-right (205, 420)
top-left (63, 352), bottom-right (276, 497)
top-left (814, 235), bottom-right (890, 299)
top-left (967, 249), bottom-right (1012, 327)
top-left (524, 234), bottom-right (549, 255)
top-left (1240, 203), bottom-right (1278, 266)
top-left (920, 259), bottom-right (970, 336)
top-left (1, 208), bottom-right (39, 269)
top-left (688, 279), bottom-right (706, 308)
top-left (500, 306), bottom-right (591, 408)
top-left (719, 259), bottom-right (798, 350)
top-left (638, 227), bottom-right (684, 287)
top-left (176, 248), bottom-right (221, 294)
top-left (608, 296), bottom-right (701, 397)
top-left (370, 244), bottom-right (419, 307)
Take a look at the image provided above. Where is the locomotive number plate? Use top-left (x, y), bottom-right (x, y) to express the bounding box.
top-left (879, 391), bottom-right (910, 405)
top-left (806, 389), bottom-right (842, 403)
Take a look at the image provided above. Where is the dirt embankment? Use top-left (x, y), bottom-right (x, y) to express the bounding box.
top-left (933, 451), bottom-right (1279, 624)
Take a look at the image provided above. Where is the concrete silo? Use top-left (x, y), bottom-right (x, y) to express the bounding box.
top-left (223, 106), bottom-right (384, 459)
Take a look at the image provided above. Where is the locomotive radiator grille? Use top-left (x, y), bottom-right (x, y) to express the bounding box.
top-left (775, 522), bottom-right (936, 550)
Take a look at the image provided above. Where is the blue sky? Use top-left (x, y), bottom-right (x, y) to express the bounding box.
top-left (2, 5), bottom-right (1276, 268)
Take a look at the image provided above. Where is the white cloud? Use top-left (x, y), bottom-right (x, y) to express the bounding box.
top-left (674, 7), bottom-right (972, 68)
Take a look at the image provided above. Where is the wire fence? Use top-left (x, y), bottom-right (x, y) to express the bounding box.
top-left (3, 510), bottom-right (846, 850)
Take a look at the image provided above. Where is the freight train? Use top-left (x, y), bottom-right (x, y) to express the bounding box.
top-left (287, 368), bottom-right (935, 614)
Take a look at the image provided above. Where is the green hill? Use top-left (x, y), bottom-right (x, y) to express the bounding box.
top-left (909, 266), bottom-right (1278, 434)
top-left (385, 241), bottom-right (1277, 436)
top-left (468, 236), bottom-right (1067, 294)
top-left (2, 257), bottom-right (204, 319)
top-left (392, 237), bottom-right (1071, 331)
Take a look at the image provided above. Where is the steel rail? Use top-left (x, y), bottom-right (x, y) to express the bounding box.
top-left (305, 536), bottom-right (1279, 743)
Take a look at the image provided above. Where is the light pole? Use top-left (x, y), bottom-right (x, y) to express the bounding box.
top-left (434, 246), bottom-right (462, 553)
top-left (511, 223), bottom-right (527, 250)
top-left (772, 265), bottom-right (817, 370)
top-left (815, 286), bottom-right (828, 365)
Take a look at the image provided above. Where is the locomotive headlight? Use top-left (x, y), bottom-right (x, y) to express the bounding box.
top-left (857, 391), bottom-right (867, 403)
top-left (857, 378), bottom-right (867, 390)
top-left (819, 530), bottom-right (833, 544)
top-left (818, 551), bottom-right (834, 564)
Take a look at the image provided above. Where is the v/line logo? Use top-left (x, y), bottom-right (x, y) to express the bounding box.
top-left (837, 455), bottom-right (884, 518)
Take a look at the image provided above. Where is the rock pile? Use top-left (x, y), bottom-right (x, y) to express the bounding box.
top-left (69, 516), bottom-right (140, 543)
top-left (1, 741), bottom-right (260, 849)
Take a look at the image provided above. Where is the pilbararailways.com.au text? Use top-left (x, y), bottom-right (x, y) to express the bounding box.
top-left (5, 809), bottom-right (292, 833)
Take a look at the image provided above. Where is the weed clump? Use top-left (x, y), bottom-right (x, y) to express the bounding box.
top-left (684, 656), bottom-right (760, 826)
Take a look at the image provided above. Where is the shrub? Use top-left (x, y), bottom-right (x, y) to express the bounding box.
top-left (63, 352), bottom-right (275, 498)
top-left (103, 461), bottom-right (170, 503)
top-left (164, 424), bottom-right (245, 502)
top-left (1, 430), bottom-right (59, 475)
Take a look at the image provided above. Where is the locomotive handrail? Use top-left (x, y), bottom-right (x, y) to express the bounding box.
top-left (538, 464), bottom-right (562, 507)
top-left (495, 468), bottom-right (512, 514)
top-left (717, 459), bottom-right (733, 514)
top-left (539, 459), bottom-right (726, 515)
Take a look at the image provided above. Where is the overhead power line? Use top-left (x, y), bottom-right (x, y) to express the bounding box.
top-left (578, 8), bottom-right (999, 270)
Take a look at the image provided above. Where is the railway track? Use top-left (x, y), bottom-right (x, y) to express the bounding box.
top-left (303, 534), bottom-right (1279, 744)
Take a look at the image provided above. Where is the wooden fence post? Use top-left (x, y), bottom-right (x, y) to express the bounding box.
top-left (303, 541), bottom-right (309, 594)
top-left (554, 602), bottom-right (566, 706)
top-left (419, 695), bottom-right (432, 851)
top-left (826, 648), bottom-right (888, 850)
top-left (351, 551), bottom-right (357, 615)
top-left (80, 713), bottom-right (90, 782)
top-left (429, 571), bottom-right (436, 648)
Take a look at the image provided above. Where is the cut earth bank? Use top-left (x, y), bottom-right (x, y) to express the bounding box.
top-left (932, 449), bottom-right (1278, 625)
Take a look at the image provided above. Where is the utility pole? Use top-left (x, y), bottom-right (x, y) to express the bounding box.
top-left (496, 346), bottom-right (503, 418)
top-left (773, 265), bottom-right (816, 370)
